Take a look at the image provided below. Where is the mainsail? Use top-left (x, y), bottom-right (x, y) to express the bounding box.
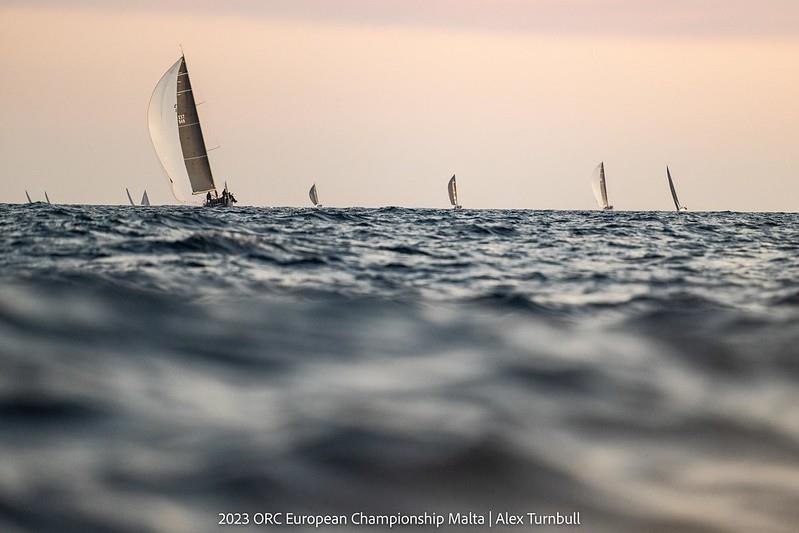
top-left (141, 190), bottom-right (151, 207)
top-left (148, 55), bottom-right (216, 203)
top-left (126, 188), bottom-right (136, 206)
top-left (25, 190), bottom-right (32, 204)
top-left (309, 183), bottom-right (319, 206)
top-left (448, 175), bottom-right (459, 207)
top-left (176, 58), bottom-right (215, 194)
top-left (591, 162), bottom-right (611, 209)
top-left (44, 192), bottom-right (51, 205)
top-left (667, 166), bottom-right (684, 211)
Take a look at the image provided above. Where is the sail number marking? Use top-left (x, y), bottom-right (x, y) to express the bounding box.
top-left (177, 114), bottom-right (186, 125)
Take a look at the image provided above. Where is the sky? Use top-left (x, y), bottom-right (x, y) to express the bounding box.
top-left (1, 0), bottom-right (798, 210)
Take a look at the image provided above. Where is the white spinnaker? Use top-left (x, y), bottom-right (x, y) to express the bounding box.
top-left (147, 58), bottom-right (195, 204)
top-left (448, 175), bottom-right (458, 206)
top-left (591, 163), bottom-right (608, 209)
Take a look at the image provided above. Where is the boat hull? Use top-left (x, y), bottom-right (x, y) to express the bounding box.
top-left (204, 196), bottom-right (237, 208)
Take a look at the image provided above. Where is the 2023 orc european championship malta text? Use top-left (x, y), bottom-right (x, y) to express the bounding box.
top-left (220, 511), bottom-right (582, 528)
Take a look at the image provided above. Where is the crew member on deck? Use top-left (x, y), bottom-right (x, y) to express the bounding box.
top-left (206, 191), bottom-right (212, 204)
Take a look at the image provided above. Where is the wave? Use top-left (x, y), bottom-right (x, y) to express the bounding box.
top-left (1, 206), bottom-right (799, 532)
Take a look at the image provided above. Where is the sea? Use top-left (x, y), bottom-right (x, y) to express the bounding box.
top-left (0, 204), bottom-right (797, 533)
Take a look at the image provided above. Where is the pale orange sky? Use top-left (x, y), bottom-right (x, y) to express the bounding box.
top-left (1, 1), bottom-right (798, 210)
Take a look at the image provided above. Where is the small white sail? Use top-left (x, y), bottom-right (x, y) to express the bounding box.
top-left (667, 166), bottom-right (687, 212)
top-left (44, 192), bottom-right (51, 205)
top-left (591, 162), bottom-right (612, 210)
top-left (126, 188), bottom-right (136, 206)
top-left (141, 190), bottom-right (151, 207)
top-left (25, 190), bottom-right (32, 204)
top-left (447, 175), bottom-right (461, 209)
top-left (309, 183), bottom-right (320, 207)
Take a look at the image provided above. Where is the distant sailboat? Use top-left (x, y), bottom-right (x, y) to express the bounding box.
top-left (148, 54), bottom-right (237, 208)
top-left (448, 175), bottom-right (462, 209)
top-left (309, 183), bottom-right (322, 207)
top-left (591, 162), bottom-right (613, 210)
top-left (25, 190), bottom-right (49, 204)
top-left (126, 188), bottom-right (151, 206)
top-left (667, 166), bottom-right (687, 212)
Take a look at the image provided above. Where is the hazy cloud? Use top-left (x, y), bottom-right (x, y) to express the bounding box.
top-left (5, 0), bottom-right (799, 37)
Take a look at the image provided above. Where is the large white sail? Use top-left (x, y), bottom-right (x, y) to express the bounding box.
top-left (591, 162), bottom-right (611, 209)
top-left (141, 190), bottom-right (151, 207)
top-left (44, 191), bottom-right (51, 205)
top-left (126, 188), bottom-right (136, 206)
top-left (25, 190), bottom-right (32, 204)
top-left (148, 58), bottom-right (190, 202)
top-left (447, 175), bottom-right (460, 208)
top-left (309, 183), bottom-right (319, 206)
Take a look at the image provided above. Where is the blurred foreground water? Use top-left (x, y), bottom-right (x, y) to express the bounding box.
top-left (0, 205), bottom-right (798, 532)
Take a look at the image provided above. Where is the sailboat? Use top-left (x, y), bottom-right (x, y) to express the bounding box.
top-left (126, 188), bottom-right (151, 206)
top-left (667, 166), bottom-right (687, 212)
top-left (448, 174), bottom-right (462, 209)
top-left (24, 190), bottom-right (51, 204)
top-left (309, 183), bottom-right (322, 207)
top-left (147, 54), bottom-right (237, 208)
top-left (591, 162), bottom-right (613, 210)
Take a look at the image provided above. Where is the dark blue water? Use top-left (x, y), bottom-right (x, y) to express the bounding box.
top-left (1, 204), bottom-right (798, 533)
